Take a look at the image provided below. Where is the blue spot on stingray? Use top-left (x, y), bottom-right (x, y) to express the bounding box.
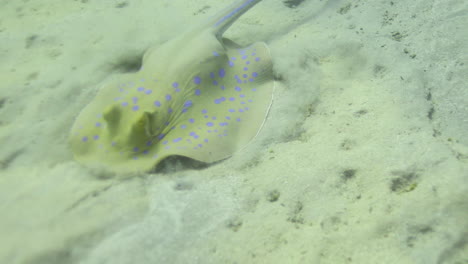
top-left (195, 89), bottom-right (201, 95)
top-left (219, 68), bottom-right (226, 78)
top-left (184, 100), bottom-right (193, 108)
top-left (145, 89), bottom-right (152, 95)
top-left (173, 137), bottom-right (182, 143)
top-left (194, 76), bottom-right (201, 84)
top-left (132, 105), bottom-right (139, 111)
top-left (154, 100), bottom-right (161, 107)
top-left (189, 118), bottom-right (195, 123)
top-left (137, 87), bottom-right (144, 92)
top-left (95, 122), bottom-right (101, 127)
top-left (235, 86), bottom-right (242, 92)
top-left (121, 102), bottom-right (128, 107)
top-left (165, 94), bottom-right (172, 101)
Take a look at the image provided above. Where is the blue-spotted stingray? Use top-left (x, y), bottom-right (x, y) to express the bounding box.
top-left (70, 0), bottom-right (274, 173)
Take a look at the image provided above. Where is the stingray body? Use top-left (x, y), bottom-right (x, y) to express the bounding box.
top-left (70, 0), bottom-right (274, 173)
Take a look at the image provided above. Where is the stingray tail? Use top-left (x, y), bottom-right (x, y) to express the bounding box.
top-left (206, 0), bottom-right (263, 39)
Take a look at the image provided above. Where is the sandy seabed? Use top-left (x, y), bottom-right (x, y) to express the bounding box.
top-left (0, 0), bottom-right (467, 263)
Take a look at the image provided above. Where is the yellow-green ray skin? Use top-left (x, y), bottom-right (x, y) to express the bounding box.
top-left (69, 0), bottom-right (274, 173)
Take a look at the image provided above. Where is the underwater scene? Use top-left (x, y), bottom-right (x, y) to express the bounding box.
top-left (0, 0), bottom-right (467, 263)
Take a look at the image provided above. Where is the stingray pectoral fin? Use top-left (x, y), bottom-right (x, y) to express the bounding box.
top-left (157, 41), bottom-right (274, 164)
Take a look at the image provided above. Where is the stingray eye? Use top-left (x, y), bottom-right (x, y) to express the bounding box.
top-left (103, 105), bottom-right (122, 136)
top-left (133, 113), bottom-right (147, 131)
top-left (103, 105), bottom-right (121, 123)
top-left (125, 112), bottom-right (152, 148)
top-left (137, 117), bottom-right (144, 126)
